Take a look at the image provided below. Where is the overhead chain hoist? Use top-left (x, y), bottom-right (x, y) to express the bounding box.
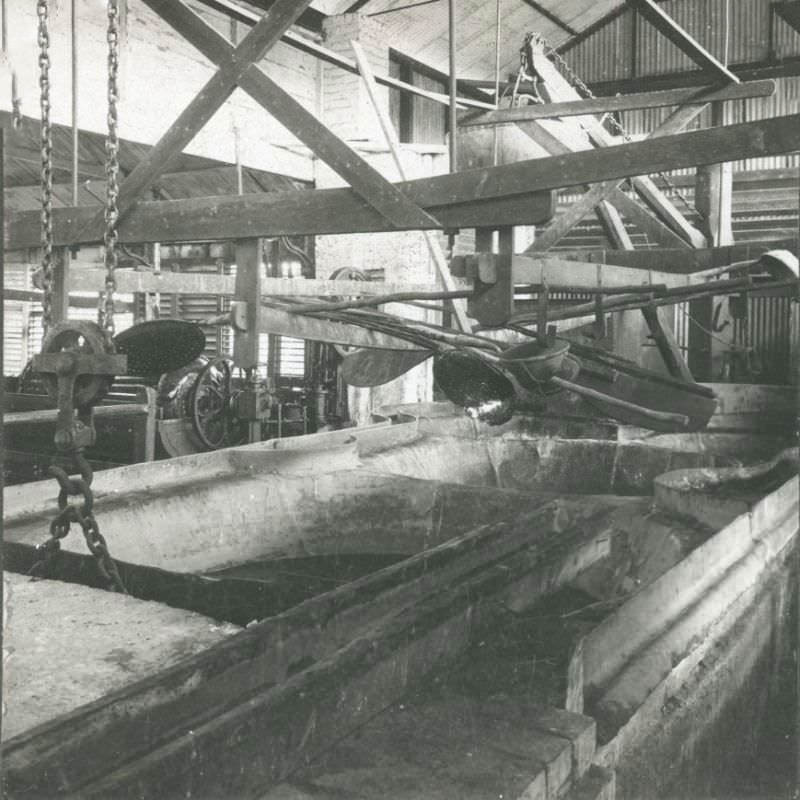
top-left (29, 0), bottom-right (128, 593)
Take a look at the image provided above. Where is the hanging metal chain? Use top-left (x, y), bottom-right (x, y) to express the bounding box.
top-left (37, 0), bottom-right (54, 334)
top-left (30, 452), bottom-right (128, 593)
top-left (101, 0), bottom-right (121, 336)
top-left (533, 33), bottom-right (704, 221)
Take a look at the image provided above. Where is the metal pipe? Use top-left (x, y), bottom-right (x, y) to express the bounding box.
top-left (71, 0), bottom-right (79, 206)
top-left (448, 0), bottom-right (457, 172)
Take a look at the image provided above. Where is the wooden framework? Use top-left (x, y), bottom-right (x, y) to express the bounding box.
top-left (7, 113), bottom-right (799, 250)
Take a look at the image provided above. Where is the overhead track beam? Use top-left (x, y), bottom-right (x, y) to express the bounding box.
top-left (626, 0), bottom-right (739, 83)
top-left (7, 113), bottom-right (800, 248)
top-left (147, 0), bottom-right (438, 231)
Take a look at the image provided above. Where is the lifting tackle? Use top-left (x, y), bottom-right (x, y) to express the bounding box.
top-left (30, 0), bottom-right (128, 592)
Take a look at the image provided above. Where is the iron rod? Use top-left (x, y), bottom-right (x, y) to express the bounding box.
top-left (448, 0), bottom-right (457, 172)
top-left (71, 0), bottom-right (79, 205)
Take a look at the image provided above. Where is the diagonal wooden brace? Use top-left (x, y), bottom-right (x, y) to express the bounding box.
top-left (78, 0), bottom-right (315, 244)
top-left (146, 0), bottom-right (439, 232)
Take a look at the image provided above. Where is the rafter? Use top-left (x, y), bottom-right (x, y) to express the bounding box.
top-left (78, 0), bottom-right (313, 242)
top-left (627, 0), bottom-right (739, 84)
top-left (519, 0), bottom-right (578, 37)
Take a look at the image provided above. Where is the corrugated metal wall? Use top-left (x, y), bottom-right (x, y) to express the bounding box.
top-left (561, 0), bottom-right (800, 171)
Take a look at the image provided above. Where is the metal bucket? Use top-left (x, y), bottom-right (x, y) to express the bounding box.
top-left (498, 339), bottom-right (570, 391)
top-left (433, 350), bottom-right (516, 426)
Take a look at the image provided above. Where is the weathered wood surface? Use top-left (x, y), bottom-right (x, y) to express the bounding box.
top-left (641, 304), bottom-right (695, 383)
top-left (2, 499), bottom-right (614, 796)
top-left (460, 80), bottom-right (774, 127)
top-left (151, 0), bottom-right (439, 231)
top-left (65, 270), bottom-right (446, 298)
top-left (527, 53), bottom-right (708, 250)
top-left (7, 113), bottom-right (799, 248)
top-left (81, 0), bottom-right (314, 237)
top-left (552, 239), bottom-right (799, 274)
top-left (60, 504), bottom-right (613, 800)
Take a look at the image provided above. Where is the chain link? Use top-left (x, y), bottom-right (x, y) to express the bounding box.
top-left (101, 0), bottom-right (121, 336)
top-left (37, 0), bottom-right (54, 334)
top-left (32, 451), bottom-right (128, 593)
top-left (531, 33), bottom-right (703, 222)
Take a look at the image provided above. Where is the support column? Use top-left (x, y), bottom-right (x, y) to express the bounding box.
top-left (691, 101), bottom-right (733, 379)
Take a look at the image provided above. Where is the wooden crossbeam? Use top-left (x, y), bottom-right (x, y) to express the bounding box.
top-left (150, 0), bottom-right (439, 232)
top-left (516, 119), bottom-right (689, 249)
top-left (551, 239), bottom-right (799, 275)
top-left (628, 0), bottom-right (739, 84)
top-left (7, 114), bottom-right (800, 248)
top-left (66, 269), bottom-right (445, 298)
top-left (460, 80), bottom-right (775, 127)
top-left (595, 201), bottom-right (634, 250)
top-left (529, 51), bottom-right (708, 249)
top-left (78, 0), bottom-right (313, 243)
top-left (519, 123), bottom-right (689, 250)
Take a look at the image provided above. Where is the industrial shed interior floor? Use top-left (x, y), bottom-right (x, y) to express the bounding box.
top-left (1, 573), bottom-right (241, 741)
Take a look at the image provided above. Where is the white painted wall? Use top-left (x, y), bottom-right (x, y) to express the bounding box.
top-left (0, 0), bottom-right (318, 180)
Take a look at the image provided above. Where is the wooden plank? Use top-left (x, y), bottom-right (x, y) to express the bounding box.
top-left (66, 270), bottom-right (446, 298)
top-left (529, 51), bottom-right (708, 249)
top-left (78, 0), bottom-right (314, 242)
top-left (517, 119), bottom-right (689, 248)
top-left (595, 200), bottom-right (634, 250)
top-left (4, 402), bottom-right (149, 426)
top-left (550, 239), bottom-right (799, 274)
top-left (151, 0), bottom-right (439, 232)
top-left (641, 303), bottom-right (695, 382)
top-left (460, 80), bottom-right (774, 127)
top-left (351, 40), bottom-right (469, 332)
top-left (1, 501), bottom-right (576, 796)
top-left (629, 0), bottom-right (740, 83)
top-left (7, 114), bottom-right (800, 248)
top-left (59, 506), bottom-right (603, 799)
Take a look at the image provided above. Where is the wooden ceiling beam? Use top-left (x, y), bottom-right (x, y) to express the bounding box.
top-left (75, 0), bottom-right (313, 245)
top-left (150, 0), bottom-right (439, 231)
top-left (460, 79), bottom-right (775, 127)
top-left (530, 50), bottom-right (708, 248)
top-left (6, 113), bottom-right (799, 249)
top-left (627, 0), bottom-right (739, 83)
top-left (519, 0), bottom-right (578, 37)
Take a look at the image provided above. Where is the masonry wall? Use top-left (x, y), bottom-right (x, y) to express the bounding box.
top-left (0, 0), bottom-right (318, 180)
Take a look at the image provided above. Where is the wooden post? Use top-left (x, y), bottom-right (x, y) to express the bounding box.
top-left (691, 101), bottom-right (732, 379)
top-left (641, 302), bottom-right (694, 382)
top-left (232, 239), bottom-right (262, 370)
